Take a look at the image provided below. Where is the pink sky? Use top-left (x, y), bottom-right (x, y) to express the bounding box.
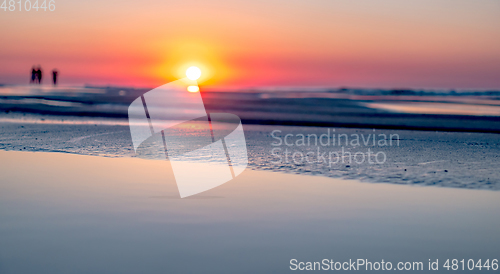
top-left (1, 0), bottom-right (499, 89)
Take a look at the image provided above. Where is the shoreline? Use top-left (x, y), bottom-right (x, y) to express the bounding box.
top-left (3, 85), bottom-right (500, 134)
top-left (1, 115), bottom-right (500, 190)
top-left (3, 149), bottom-right (499, 193)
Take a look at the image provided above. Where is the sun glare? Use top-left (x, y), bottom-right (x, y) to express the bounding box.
top-left (186, 66), bottom-right (202, 80)
top-left (187, 85), bottom-right (200, 92)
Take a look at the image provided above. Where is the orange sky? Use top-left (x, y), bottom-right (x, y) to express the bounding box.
top-left (1, 0), bottom-right (499, 90)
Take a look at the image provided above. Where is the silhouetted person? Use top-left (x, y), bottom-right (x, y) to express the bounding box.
top-left (52, 69), bottom-right (58, 85)
top-left (36, 66), bottom-right (42, 84)
top-left (30, 66), bottom-right (36, 84)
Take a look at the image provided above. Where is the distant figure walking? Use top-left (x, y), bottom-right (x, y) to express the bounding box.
top-left (30, 66), bottom-right (36, 84)
top-left (36, 66), bottom-right (42, 84)
top-left (52, 69), bottom-right (58, 85)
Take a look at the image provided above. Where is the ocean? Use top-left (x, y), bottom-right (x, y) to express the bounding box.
top-left (1, 85), bottom-right (499, 190)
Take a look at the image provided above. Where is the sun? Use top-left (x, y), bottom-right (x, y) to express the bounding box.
top-left (186, 66), bottom-right (202, 80)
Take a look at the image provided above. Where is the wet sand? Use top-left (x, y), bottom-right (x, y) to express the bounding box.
top-left (0, 151), bottom-right (499, 273)
top-left (1, 115), bottom-right (500, 189)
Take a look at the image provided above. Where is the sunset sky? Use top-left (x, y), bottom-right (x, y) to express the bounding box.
top-left (1, 0), bottom-right (499, 90)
